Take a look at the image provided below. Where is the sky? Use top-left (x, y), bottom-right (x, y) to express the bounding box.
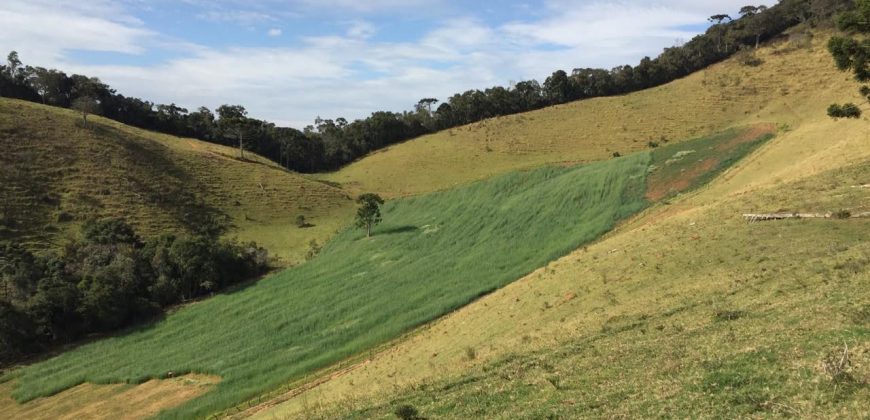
top-left (0, 0), bottom-right (773, 128)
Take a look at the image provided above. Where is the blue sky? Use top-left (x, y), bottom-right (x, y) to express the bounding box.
top-left (0, 0), bottom-right (771, 127)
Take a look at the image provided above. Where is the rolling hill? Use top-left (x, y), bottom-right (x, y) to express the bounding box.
top-left (0, 99), bottom-right (354, 265)
top-left (0, 117), bottom-right (774, 419)
top-left (323, 30), bottom-right (856, 198)
top-left (1, 27), bottom-right (868, 420)
top-left (239, 32), bottom-right (870, 419)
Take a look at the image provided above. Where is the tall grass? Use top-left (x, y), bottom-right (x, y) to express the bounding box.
top-left (11, 153), bottom-right (650, 418)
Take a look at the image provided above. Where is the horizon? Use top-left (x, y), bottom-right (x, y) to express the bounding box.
top-left (1, 0), bottom-right (773, 128)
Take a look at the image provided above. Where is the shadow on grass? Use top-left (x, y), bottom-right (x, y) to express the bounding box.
top-left (378, 225), bottom-right (419, 235)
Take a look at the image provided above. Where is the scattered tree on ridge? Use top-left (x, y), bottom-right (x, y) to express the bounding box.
top-left (826, 0), bottom-right (870, 120)
top-left (0, 1), bottom-right (856, 173)
top-left (416, 98), bottom-right (439, 114)
top-left (355, 193), bottom-right (384, 238)
top-left (217, 104), bottom-right (251, 159)
top-left (71, 96), bottom-right (100, 127)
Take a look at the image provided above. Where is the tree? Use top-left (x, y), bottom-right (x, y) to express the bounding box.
top-left (543, 70), bottom-right (571, 104)
top-left (355, 193), bottom-right (384, 237)
top-left (71, 96), bottom-right (100, 126)
top-left (836, 0), bottom-right (870, 32)
top-left (828, 37), bottom-right (870, 81)
top-left (708, 14), bottom-right (732, 24)
top-left (739, 5), bottom-right (760, 17)
top-left (741, 5), bottom-right (772, 48)
top-left (416, 98), bottom-right (438, 114)
top-left (217, 104), bottom-right (250, 158)
top-left (708, 14), bottom-right (733, 52)
top-left (4, 51), bottom-right (22, 80)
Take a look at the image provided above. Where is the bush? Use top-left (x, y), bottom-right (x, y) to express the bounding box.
top-left (833, 209), bottom-right (852, 219)
top-left (828, 103), bottom-right (862, 119)
top-left (295, 214), bottom-right (307, 228)
top-left (394, 404), bottom-right (421, 420)
top-left (736, 48), bottom-right (763, 67)
top-left (305, 239), bottom-right (321, 261)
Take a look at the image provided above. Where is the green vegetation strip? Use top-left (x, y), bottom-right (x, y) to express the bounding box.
top-left (12, 154), bottom-right (650, 418)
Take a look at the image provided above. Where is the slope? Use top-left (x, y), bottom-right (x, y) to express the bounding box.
top-left (0, 99), bottom-right (353, 264)
top-left (302, 153), bottom-right (870, 419)
top-left (324, 30), bottom-right (854, 198)
top-left (246, 34), bottom-right (870, 419)
top-left (8, 151), bottom-right (656, 418)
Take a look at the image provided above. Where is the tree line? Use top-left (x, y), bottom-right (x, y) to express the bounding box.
top-left (827, 0), bottom-right (870, 119)
top-left (0, 219), bottom-right (269, 365)
top-left (0, 1), bottom-right (851, 173)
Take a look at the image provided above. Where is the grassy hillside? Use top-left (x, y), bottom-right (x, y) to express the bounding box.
top-left (324, 30), bottom-right (856, 198)
top-left (247, 56), bottom-right (870, 418)
top-left (0, 374), bottom-right (218, 420)
top-left (3, 28), bottom-right (865, 419)
top-left (0, 99), bottom-right (354, 264)
top-left (312, 165), bottom-right (870, 418)
top-left (7, 150), bottom-right (654, 418)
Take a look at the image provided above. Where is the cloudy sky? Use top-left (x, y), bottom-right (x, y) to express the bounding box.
top-left (0, 0), bottom-right (772, 127)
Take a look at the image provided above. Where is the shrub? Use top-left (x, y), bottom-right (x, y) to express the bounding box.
top-left (305, 239), bottom-right (321, 260)
top-left (821, 342), bottom-right (853, 384)
top-left (842, 103), bottom-right (863, 118)
top-left (647, 141), bottom-right (660, 149)
top-left (860, 85), bottom-right (870, 99)
top-left (295, 214), bottom-right (307, 228)
top-left (833, 209), bottom-right (852, 219)
top-left (828, 103), bottom-right (862, 119)
top-left (736, 48), bottom-right (763, 67)
top-left (612, 151), bottom-right (622, 158)
top-left (714, 310), bottom-right (745, 322)
top-left (394, 404), bottom-right (421, 420)
top-left (82, 218), bottom-right (141, 246)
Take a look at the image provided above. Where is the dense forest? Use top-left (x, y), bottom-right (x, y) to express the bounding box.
top-left (0, 219), bottom-right (269, 364)
top-left (0, 0), bottom-right (850, 173)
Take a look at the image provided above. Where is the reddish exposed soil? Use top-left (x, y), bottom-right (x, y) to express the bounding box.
top-left (644, 123), bottom-right (775, 202)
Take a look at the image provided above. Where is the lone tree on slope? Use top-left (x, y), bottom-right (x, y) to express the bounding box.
top-left (355, 193), bottom-right (384, 238)
top-left (71, 96), bottom-right (100, 127)
top-left (217, 104), bottom-right (251, 159)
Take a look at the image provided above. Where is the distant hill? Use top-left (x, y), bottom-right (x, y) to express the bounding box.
top-left (325, 29), bottom-right (856, 198)
top-left (0, 99), bottom-right (353, 264)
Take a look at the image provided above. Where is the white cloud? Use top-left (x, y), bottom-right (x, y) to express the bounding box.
top-left (0, 0), bottom-right (153, 64)
top-left (346, 21), bottom-right (377, 39)
top-left (0, 0), bottom-right (776, 127)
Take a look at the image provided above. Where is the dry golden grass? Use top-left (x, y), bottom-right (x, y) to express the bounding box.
top-left (324, 30), bottom-right (861, 198)
top-left (0, 99), bottom-right (354, 264)
top-left (0, 374), bottom-right (218, 420)
top-left (250, 32), bottom-right (870, 419)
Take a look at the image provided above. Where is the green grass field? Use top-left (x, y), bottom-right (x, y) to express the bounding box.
top-left (9, 152), bottom-right (652, 418)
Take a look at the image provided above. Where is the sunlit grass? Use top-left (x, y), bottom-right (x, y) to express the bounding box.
top-left (11, 153), bottom-right (650, 418)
